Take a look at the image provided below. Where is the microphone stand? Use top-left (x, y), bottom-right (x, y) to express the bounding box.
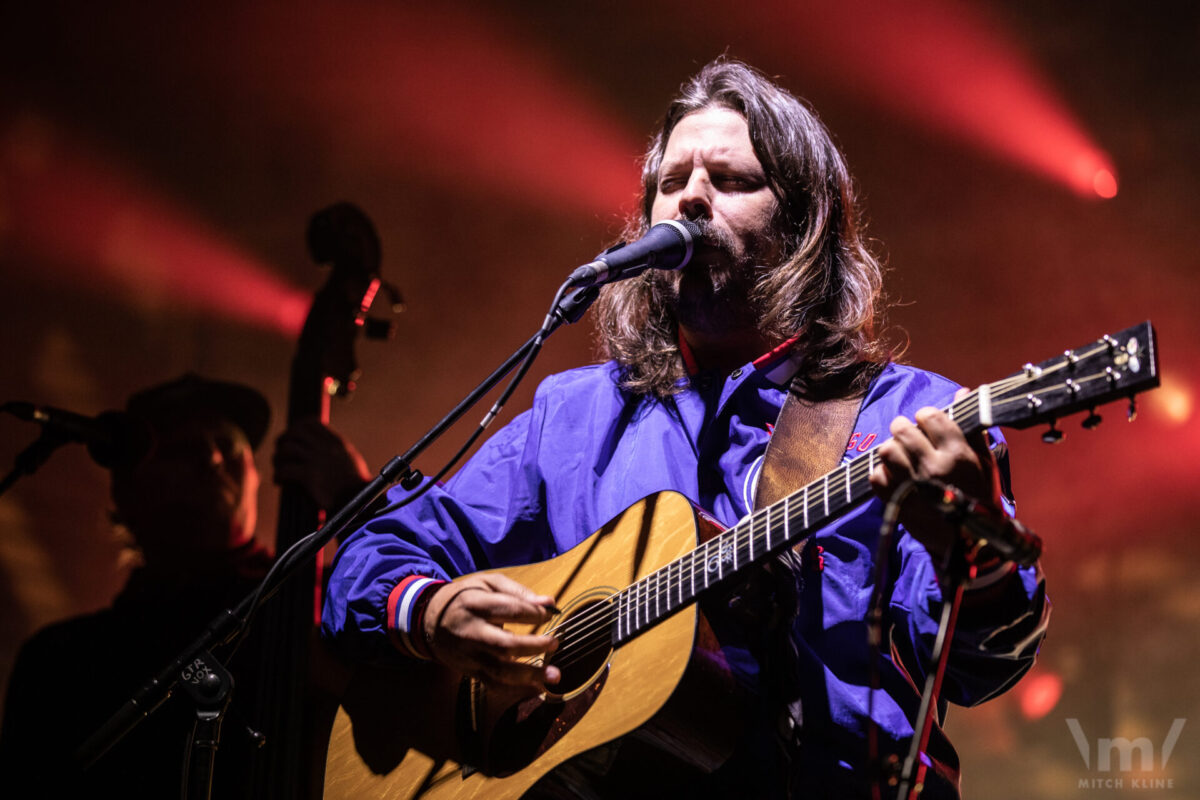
top-left (894, 529), bottom-right (976, 800)
top-left (74, 284), bottom-right (599, 798)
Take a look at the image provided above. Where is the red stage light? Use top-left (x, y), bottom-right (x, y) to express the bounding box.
top-left (191, 4), bottom-right (643, 221)
top-left (673, 0), bottom-right (1118, 199)
top-left (1092, 168), bottom-right (1119, 199)
top-left (1018, 670), bottom-right (1063, 720)
top-left (1, 114), bottom-right (310, 336)
top-left (1149, 371), bottom-right (1194, 427)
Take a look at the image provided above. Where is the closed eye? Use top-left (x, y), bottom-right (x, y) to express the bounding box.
top-left (714, 173), bottom-right (760, 191)
top-left (658, 176), bottom-right (685, 193)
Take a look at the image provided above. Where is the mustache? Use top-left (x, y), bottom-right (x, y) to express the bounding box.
top-left (686, 217), bottom-right (737, 255)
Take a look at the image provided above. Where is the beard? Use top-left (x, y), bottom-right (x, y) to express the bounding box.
top-left (666, 217), bottom-right (784, 337)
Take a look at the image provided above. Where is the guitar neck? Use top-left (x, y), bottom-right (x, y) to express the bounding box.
top-left (612, 321), bottom-right (1159, 645)
top-left (611, 398), bottom-right (975, 646)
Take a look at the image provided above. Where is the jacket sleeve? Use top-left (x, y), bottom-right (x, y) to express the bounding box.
top-left (320, 396), bottom-right (555, 663)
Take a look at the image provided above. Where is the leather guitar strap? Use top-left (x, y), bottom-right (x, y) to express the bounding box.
top-left (753, 384), bottom-right (863, 511)
top-left (751, 380), bottom-right (864, 777)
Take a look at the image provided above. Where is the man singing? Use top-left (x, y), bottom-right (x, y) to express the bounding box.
top-left (321, 58), bottom-right (1049, 798)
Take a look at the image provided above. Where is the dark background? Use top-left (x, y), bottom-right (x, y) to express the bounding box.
top-left (1, 2), bottom-right (1197, 796)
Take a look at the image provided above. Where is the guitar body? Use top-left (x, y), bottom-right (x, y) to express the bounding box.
top-left (324, 490), bottom-right (745, 800)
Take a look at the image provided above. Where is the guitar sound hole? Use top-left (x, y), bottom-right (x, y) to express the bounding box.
top-left (545, 598), bottom-right (612, 697)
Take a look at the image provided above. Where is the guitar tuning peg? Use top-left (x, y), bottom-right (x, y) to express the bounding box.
top-left (1042, 420), bottom-right (1065, 444)
top-left (1127, 396), bottom-right (1138, 422)
top-left (1081, 408), bottom-right (1103, 430)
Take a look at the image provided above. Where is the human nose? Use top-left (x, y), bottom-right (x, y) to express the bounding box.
top-left (677, 171), bottom-right (712, 221)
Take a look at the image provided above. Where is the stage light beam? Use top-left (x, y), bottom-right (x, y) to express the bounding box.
top-left (672, 0), bottom-right (1119, 199)
top-left (1, 113), bottom-right (310, 336)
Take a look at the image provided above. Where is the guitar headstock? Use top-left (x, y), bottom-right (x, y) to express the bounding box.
top-left (959, 321), bottom-right (1159, 435)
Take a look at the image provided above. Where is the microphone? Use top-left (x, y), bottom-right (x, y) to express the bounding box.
top-left (2, 402), bottom-right (152, 468)
top-left (567, 219), bottom-right (702, 288)
top-left (925, 480), bottom-right (1043, 567)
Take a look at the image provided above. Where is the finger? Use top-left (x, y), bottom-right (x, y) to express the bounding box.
top-left (888, 415), bottom-right (936, 466)
top-left (912, 406), bottom-right (964, 449)
top-left (461, 591), bottom-right (559, 626)
top-left (870, 438), bottom-right (914, 494)
top-left (470, 625), bottom-right (559, 660)
top-left (475, 651), bottom-right (561, 688)
top-left (480, 573), bottom-right (558, 611)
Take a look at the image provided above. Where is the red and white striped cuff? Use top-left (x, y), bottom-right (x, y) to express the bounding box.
top-left (386, 575), bottom-right (445, 659)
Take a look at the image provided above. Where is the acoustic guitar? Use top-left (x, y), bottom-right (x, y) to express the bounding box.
top-left (324, 321), bottom-right (1159, 800)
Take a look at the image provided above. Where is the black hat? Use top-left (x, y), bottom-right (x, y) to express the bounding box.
top-left (125, 373), bottom-right (271, 451)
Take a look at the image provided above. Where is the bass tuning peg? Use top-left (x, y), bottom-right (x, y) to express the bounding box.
top-left (1081, 408), bottom-right (1103, 430)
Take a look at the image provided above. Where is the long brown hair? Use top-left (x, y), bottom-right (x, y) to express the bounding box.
top-left (594, 58), bottom-right (891, 398)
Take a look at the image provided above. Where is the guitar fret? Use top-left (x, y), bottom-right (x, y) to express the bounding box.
top-left (630, 581), bottom-right (637, 633)
top-left (823, 475), bottom-right (829, 517)
top-left (783, 496), bottom-right (790, 546)
top-left (636, 582), bottom-right (642, 632)
top-left (650, 574), bottom-right (656, 623)
top-left (652, 566), bottom-right (661, 623)
top-left (759, 507), bottom-right (767, 557)
top-left (616, 591), bottom-right (622, 641)
top-left (844, 462), bottom-right (851, 504)
top-left (617, 590), bottom-right (623, 640)
top-left (643, 576), bottom-right (650, 627)
top-left (677, 558), bottom-right (684, 608)
top-left (803, 486), bottom-right (809, 528)
top-left (628, 587), bottom-right (635, 636)
top-left (663, 563), bottom-right (670, 614)
top-left (668, 560), bottom-right (676, 610)
top-left (659, 564), bottom-right (665, 619)
top-left (662, 562), bottom-right (671, 615)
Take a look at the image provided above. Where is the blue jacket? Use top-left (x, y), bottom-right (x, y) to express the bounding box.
top-left (322, 358), bottom-right (1049, 797)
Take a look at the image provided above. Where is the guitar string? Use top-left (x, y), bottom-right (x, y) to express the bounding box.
top-left (538, 366), bottom-right (1102, 667)
top-left (536, 354), bottom-right (1127, 669)
top-left (539, 367), bottom-right (1117, 671)
top-left (538, 373), bottom-right (1049, 666)
top-left (538, 376), bottom-right (1011, 656)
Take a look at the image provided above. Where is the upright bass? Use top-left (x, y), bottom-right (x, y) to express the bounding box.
top-left (247, 203), bottom-right (401, 799)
